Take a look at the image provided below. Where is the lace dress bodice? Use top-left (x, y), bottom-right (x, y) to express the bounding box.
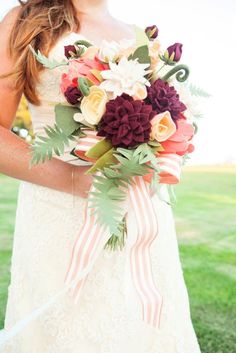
top-left (2, 31), bottom-right (201, 353)
top-left (28, 32), bottom-right (94, 166)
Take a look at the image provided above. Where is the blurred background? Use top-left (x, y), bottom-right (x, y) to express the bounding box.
top-left (0, 1), bottom-right (235, 353)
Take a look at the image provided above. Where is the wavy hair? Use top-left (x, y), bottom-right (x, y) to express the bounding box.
top-left (1, 0), bottom-right (79, 105)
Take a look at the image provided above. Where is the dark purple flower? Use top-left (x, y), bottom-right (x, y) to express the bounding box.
top-left (64, 86), bottom-right (82, 105)
top-left (97, 94), bottom-right (155, 148)
top-left (64, 45), bottom-right (77, 59)
top-left (167, 43), bottom-right (183, 62)
top-left (145, 25), bottom-right (159, 39)
top-left (146, 79), bottom-right (186, 120)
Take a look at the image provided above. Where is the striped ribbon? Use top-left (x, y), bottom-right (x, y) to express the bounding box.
top-left (66, 130), bottom-right (183, 328)
top-left (0, 131), bottom-right (183, 348)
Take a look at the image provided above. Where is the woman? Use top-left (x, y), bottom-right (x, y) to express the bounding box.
top-left (0, 1), bottom-right (201, 352)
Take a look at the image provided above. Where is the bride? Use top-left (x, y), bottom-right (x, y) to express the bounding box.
top-left (0, 0), bottom-right (202, 352)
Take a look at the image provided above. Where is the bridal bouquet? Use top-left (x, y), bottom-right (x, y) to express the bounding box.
top-left (29, 25), bottom-right (208, 250)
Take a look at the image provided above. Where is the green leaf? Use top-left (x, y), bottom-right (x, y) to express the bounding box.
top-left (85, 148), bottom-right (117, 174)
top-left (86, 145), bottom-right (160, 239)
top-left (55, 104), bottom-right (81, 136)
top-left (78, 77), bottom-right (90, 96)
top-left (130, 45), bottom-right (150, 65)
top-left (29, 45), bottom-right (68, 69)
top-left (85, 138), bottom-right (113, 159)
top-left (29, 123), bottom-right (81, 166)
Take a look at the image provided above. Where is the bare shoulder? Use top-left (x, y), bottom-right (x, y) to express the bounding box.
top-left (111, 17), bottom-right (136, 36)
top-left (0, 6), bottom-right (21, 36)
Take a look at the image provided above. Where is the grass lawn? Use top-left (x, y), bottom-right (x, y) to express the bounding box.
top-left (0, 166), bottom-right (236, 352)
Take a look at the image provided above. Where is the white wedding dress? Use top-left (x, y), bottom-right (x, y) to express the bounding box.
top-left (1, 32), bottom-right (201, 353)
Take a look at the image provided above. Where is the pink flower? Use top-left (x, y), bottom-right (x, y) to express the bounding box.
top-left (60, 56), bottom-right (109, 93)
top-left (160, 114), bottom-right (195, 156)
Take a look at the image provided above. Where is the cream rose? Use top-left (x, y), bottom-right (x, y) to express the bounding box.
top-left (74, 86), bottom-right (108, 126)
top-left (150, 111), bottom-right (176, 142)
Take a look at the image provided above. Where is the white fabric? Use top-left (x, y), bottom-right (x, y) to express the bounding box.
top-left (1, 32), bottom-right (201, 353)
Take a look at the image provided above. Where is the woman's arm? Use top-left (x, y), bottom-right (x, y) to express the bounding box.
top-left (0, 8), bottom-right (93, 198)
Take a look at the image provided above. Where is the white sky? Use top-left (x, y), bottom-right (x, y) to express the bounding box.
top-left (1, 0), bottom-right (236, 165)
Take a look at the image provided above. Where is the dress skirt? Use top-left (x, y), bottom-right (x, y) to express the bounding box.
top-left (2, 180), bottom-right (201, 353)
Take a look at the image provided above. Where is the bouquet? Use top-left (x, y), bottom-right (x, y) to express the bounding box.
top-left (29, 25), bottom-right (209, 251)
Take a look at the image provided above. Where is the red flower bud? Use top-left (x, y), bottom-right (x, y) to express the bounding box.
top-left (64, 45), bottom-right (77, 59)
top-left (145, 25), bottom-right (159, 40)
top-left (64, 86), bottom-right (82, 105)
top-left (167, 43), bottom-right (183, 63)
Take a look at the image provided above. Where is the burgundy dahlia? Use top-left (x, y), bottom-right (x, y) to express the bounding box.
top-left (97, 93), bottom-right (155, 148)
top-left (64, 86), bottom-right (82, 105)
top-left (146, 79), bottom-right (186, 120)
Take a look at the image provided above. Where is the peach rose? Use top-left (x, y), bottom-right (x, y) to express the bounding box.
top-left (160, 114), bottom-right (195, 156)
top-left (150, 111), bottom-right (176, 142)
top-left (74, 86), bottom-right (108, 126)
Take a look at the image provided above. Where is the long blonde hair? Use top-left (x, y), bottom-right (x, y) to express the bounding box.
top-left (2, 0), bottom-right (80, 105)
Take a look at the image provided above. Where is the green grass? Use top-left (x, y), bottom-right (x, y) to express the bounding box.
top-left (173, 165), bottom-right (236, 352)
top-left (0, 174), bottom-right (20, 326)
top-left (0, 166), bottom-right (236, 352)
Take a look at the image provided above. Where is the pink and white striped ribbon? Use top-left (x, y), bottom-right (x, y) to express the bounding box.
top-left (0, 134), bottom-right (184, 348)
top-left (158, 153), bottom-right (182, 184)
top-left (64, 132), bottom-right (183, 329)
top-left (127, 176), bottom-right (163, 327)
top-left (74, 129), bottom-right (102, 153)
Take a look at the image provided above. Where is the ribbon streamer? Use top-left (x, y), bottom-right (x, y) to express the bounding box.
top-left (0, 133), bottom-right (183, 348)
top-left (127, 176), bottom-right (163, 327)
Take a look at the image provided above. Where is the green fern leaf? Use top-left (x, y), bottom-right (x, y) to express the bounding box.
top-left (189, 83), bottom-right (211, 98)
top-left (87, 145), bottom-right (159, 236)
top-left (30, 124), bottom-right (78, 167)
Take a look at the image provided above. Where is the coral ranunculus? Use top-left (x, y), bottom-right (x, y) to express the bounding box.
top-left (160, 114), bottom-right (195, 156)
top-left (97, 93), bottom-right (155, 148)
top-left (61, 57), bottom-right (109, 94)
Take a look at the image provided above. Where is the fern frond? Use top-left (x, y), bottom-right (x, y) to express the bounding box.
top-left (30, 124), bottom-right (77, 166)
top-left (189, 83), bottom-right (211, 98)
top-left (88, 144), bottom-right (159, 238)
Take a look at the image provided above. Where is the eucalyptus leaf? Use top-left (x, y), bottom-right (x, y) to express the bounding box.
top-left (55, 104), bottom-right (81, 136)
top-left (130, 45), bottom-right (150, 65)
